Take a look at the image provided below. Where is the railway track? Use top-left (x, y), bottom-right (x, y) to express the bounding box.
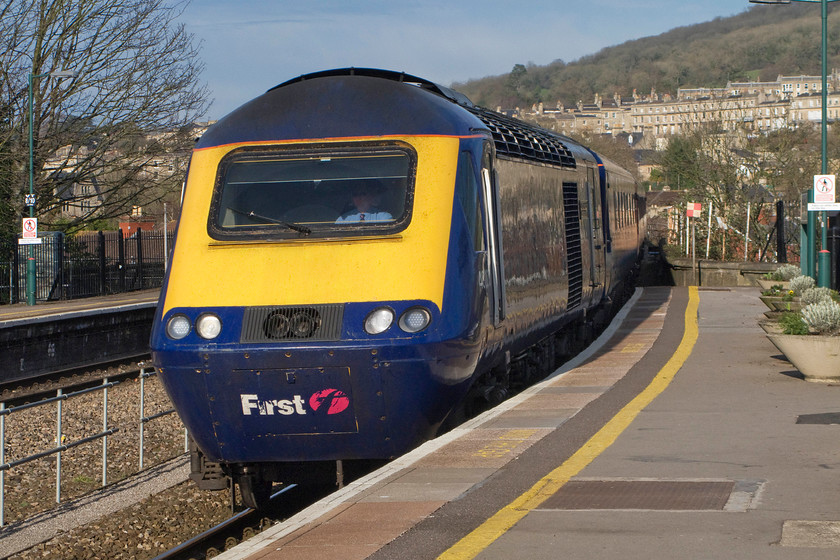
top-left (0, 356), bottom-right (152, 405)
top-left (0, 356), bottom-right (365, 560)
top-left (150, 483), bottom-right (320, 560)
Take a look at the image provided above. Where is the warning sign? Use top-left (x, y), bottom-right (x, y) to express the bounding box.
top-left (22, 217), bottom-right (37, 239)
top-left (814, 175), bottom-right (836, 203)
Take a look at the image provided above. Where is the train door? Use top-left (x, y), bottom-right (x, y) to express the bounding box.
top-left (585, 166), bottom-right (605, 296)
top-left (481, 147), bottom-right (506, 325)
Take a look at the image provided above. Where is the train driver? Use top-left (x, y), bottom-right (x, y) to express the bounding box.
top-left (335, 181), bottom-right (394, 223)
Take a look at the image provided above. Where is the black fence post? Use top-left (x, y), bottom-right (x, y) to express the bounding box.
top-left (58, 232), bottom-right (66, 299)
top-left (98, 230), bottom-right (106, 295)
top-left (829, 226), bottom-right (840, 291)
top-left (12, 239), bottom-right (20, 304)
top-left (776, 200), bottom-right (787, 264)
top-left (118, 228), bottom-right (126, 292)
top-left (136, 228), bottom-right (144, 290)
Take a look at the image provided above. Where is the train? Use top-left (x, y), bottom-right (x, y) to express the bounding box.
top-left (149, 68), bottom-right (646, 508)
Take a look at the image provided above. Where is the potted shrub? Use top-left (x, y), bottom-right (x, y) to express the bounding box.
top-left (759, 312), bottom-right (806, 335)
top-left (766, 297), bottom-right (840, 382)
top-left (757, 264), bottom-right (801, 290)
top-left (771, 275), bottom-right (815, 312)
top-left (760, 286), bottom-right (794, 311)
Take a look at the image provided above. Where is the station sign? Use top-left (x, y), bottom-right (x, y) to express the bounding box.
top-left (808, 202), bottom-right (840, 212)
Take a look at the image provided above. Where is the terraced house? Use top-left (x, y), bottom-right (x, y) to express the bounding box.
top-left (523, 71), bottom-right (840, 141)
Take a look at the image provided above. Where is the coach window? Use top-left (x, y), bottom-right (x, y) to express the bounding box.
top-left (208, 143), bottom-right (416, 241)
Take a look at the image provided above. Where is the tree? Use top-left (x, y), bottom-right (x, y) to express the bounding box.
top-left (658, 123), bottom-right (778, 261)
top-left (750, 126), bottom-right (820, 201)
top-left (571, 130), bottom-right (638, 179)
top-left (0, 0), bottom-right (209, 234)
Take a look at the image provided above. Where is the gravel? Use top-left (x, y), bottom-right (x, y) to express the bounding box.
top-left (0, 369), bottom-right (234, 559)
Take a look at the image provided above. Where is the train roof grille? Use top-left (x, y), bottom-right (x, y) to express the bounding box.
top-left (467, 107), bottom-right (577, 168)
top-left (271, 68), bottom-right (576, 168)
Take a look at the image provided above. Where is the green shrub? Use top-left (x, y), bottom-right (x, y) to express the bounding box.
top-left (779, 312), bottom-right (809, 335)
top-left (761, 285), bottom-right (787, 296)
top-left (801, 300), bottom-right (840, 335)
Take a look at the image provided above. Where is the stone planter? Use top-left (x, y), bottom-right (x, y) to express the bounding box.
top-left (766, 334), bottom-right (840, 383)
top-left (771, 300), bottom-right (803, 313)
top-left (758, 279), bottom-right (790, 291)
top-left (759, 320), bottom-right (784, 335)
top-left (759, 296), bottom-right (782, 310)
top-left (764, 310), bottom-right (784, 320)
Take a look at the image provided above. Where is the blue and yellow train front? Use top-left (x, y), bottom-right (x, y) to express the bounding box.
top-left (151, 130), bottom-right (488, 467)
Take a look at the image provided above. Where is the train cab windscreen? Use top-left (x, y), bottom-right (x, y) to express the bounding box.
top-left (208, 144), bottom-right (415, 240)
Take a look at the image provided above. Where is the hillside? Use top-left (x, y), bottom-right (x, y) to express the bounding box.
top-left (453, 4), bottom-right (840, 110)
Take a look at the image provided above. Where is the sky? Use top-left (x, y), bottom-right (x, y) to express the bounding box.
top-left (179, 1), bottom-right (748, 120)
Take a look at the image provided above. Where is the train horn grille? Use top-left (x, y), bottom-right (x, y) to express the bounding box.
top-left (241, 305), bottom-right (344, 342)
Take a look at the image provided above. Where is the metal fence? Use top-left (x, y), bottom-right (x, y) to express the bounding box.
top-left (0, 229), bottom-right (169, 305)
top-left (0, 367), bottom-right (186, 527)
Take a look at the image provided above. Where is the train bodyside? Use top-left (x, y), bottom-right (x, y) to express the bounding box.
top-left (149, 69), bottom-right (644, 503)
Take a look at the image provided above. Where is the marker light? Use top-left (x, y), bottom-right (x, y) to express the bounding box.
top-left (166, 314), bottom-right (191, 340)
top-left (196, 313), bottom-right (222, 339)
top-left (365, 307), bottom-right (394, 335)
top-left (399, 307), bottom-right (431, 333)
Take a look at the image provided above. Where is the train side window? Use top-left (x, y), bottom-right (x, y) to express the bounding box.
top-left (481, 147), bottom-right (506, 324)
top-left (208, 143), bottom-right (416, 241)
top-left (456, 151), bottom-right (484, 251)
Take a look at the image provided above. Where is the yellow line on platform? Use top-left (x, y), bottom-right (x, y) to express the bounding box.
top-left (437, 287), bottom-right (700, 560)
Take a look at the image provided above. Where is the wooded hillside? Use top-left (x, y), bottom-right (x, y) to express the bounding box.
top-left (454, 4), bottom-right (840, 110)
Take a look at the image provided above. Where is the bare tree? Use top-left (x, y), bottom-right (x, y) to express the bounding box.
top-left (0, 0), bottom-right (209, 234)
top-left (658, 122), bottom-right (781, 261)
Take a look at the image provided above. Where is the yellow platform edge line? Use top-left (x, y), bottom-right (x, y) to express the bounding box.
top-left (437, 287), bottom-right (700, 560)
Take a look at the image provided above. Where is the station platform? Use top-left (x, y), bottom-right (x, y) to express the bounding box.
top-left (217, 286), bottom-right (840, 560)
top-left (0, 290), bottom-right (159, 384)
top-left (0, 289), bottom-right (158, 326)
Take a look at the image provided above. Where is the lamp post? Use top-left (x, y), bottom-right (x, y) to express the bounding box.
top-left (750, 0), bottom-right (837, 286)
top-left (26, 69), bottom-right (77, 305)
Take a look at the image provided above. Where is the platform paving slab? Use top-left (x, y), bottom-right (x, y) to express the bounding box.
top-left (478, 288), bottom-right (840, 559)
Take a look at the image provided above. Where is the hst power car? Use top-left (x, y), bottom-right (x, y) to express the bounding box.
top-left (150, 68), bottom-right (645, 508)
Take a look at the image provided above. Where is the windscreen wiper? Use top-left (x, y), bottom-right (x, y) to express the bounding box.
top-left (228, 207), bottom-right (312, 235)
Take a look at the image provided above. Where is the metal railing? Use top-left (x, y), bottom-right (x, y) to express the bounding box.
top-left (0, 368), bottom-right (186, 527)
top-left (0, 229), bottom-right (170, 305)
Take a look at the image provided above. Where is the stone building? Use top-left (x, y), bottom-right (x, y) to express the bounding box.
top-left (520, 71), bottom-right (840, 139)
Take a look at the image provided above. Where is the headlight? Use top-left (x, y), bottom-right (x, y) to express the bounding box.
top-left (365, 307), bottom-right (394, 335)
top-left (290, 311), bottom-right (318, 338)
top-left (166, 314), bottom-right (191, 340)
top-left (399, 307), bottom-right (431, 333)
top-left (196, 313), bottom-right (222, 339)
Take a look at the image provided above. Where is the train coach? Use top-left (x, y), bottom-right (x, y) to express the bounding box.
top-left (150, 68), bottom-right (645, 508)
